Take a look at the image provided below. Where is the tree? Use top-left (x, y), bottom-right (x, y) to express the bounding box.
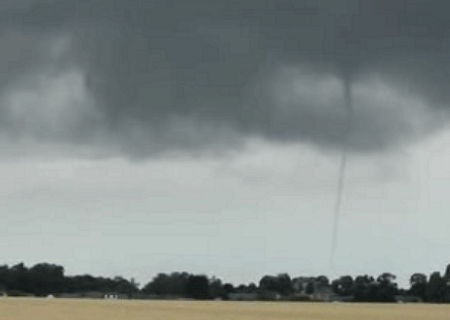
top-left (9, 263), bottom-right (31, 293)
top-left (316, 276), bottom-right (330, 288)
top-left (375, 273), bottom-right (397, 302)
top-left (235, 284), bottom-right (247, 293)
top-left (221, 283), bottom-right (235, 300)
top-left (305, 281), bottom-right (315, 294)
top-left (142, 273), bottom-right (169, 295)
top-left (376, 273), bottom-right (396, 286)
top-left (353, 275), bottom-right (375, 302)
top-left (331, 276), bottom-right (353, 296)
top-left (445, 264), bottom-right (450, 280)
top-left (186, 275), bottom-right (210, 299)
top-left (248, 283), bottom-right (257, 293)
top-left (209, 277), bottom-right (223, 299)
top-left (351, 274), bottom-right (398, 302)
top-left (29, 263), bottom-right (64, 296)
top-left (141, 272), bottom-right (189, 297)
top-left (258, 274), bottom-right (292, 296)
top-left (276, 273), bottom-right (293, 296)
top-left (112, 276), bottom-right (139, 296)
top-left (409, 273), bottom-right (427, 300)
top-left (426, 272), bottom-right (445, 302)
top-left (0, 265), bottom-right (10, 291)
top-left (259, 275), bottom-right (278, 293)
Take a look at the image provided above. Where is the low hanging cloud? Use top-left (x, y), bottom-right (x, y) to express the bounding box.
top-left (1, 0), bottom-right (450, 159)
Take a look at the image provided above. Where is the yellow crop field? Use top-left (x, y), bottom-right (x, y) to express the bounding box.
top-left (1, 298), bottom-right (449, 320)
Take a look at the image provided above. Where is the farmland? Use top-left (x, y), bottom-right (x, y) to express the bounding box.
top-left (1, 298), bottom-right (449, 320)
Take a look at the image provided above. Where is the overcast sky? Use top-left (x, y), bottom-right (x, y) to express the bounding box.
top-left (2, 0), bottom-right (450, 288)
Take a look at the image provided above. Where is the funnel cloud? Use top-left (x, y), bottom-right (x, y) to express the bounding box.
top-left (0, 0), bottom-right (450, 159)
top-left (330, 71), bottom-right (353, 267)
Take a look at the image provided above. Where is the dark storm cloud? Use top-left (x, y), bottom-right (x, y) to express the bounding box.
top-left (1, 0), bottom-right (450, 158)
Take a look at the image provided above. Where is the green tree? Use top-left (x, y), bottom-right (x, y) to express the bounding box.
top-left (426, 272), bottom-right (445, 302)
top-left (305, 281), bottom-right (315, 294)
top-left (9, 263), bottom-right (31, 293)
top-left (209, 277), bottom-right (223, 299)
top-left (0, 265), bottom-right (10, 291)
top-left (259, 275), bottom-right (278, 293)
top-left (409, 273), bottom-right (427, 300)
top-left (353, 275), bottom-right (375, 302)
top-left (331, 275), bottom-right (353, 296)
top-left (276, 273), bottom-right (292, 296)
top-left (316, 276), bottom-right (330, 288)
top-left (29, 263), bottom-right (64, 296)
top-left (375, 273), bottom-right (397, 302)
top-left (221, 283), bottom-right (235, 300)
top-left (445, 264), bottom-right (450, 279)
top-left (186, 275), bottom-right (210, 299)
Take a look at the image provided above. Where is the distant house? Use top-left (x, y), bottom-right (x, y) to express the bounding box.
top-left (104, 293), bottom-right (128, 299)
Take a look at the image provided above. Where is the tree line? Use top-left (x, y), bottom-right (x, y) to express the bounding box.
top-left (1, 262), bottom-right (450, 302)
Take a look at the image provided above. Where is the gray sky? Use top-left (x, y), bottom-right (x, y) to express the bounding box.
top-left (2, 0), bottom-right (450, 288)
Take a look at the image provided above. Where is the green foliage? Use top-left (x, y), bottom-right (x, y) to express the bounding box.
top-left (6, 290), bottom-right (31, 297)
top-left (2, 261), bottom-right (450, 304)
top-left (280, 295), bottom-right (312, 302)
top-left (305, 282), bottom-right (314, 294)
top-left (426, 272), bottom-right (446, 302)
top-left (259, 274), bottom-right (293, 296)
top-left (141, 272), bottom-right (190, 297)
top-left (409, 273), bottom-right (427, 301)
top-left (332, 276), bottom-right (353, 296)
top-left (186, 275), bottom-right (211, 300)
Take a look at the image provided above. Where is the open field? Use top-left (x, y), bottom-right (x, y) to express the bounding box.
top-left (1, 298), bottom-right (450, 320)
